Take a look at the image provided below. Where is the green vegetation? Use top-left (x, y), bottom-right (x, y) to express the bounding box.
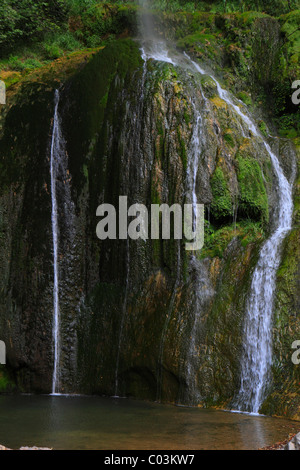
top-left (1, 1), bottom-right (299, 68)
top-left (117, 0), bottom-right (299, 15)
top-left (236, 155), bottom-right (269, 223)
top-left (0, 366), bottom-right (14, 393)
top-left (201, 220), bottom-right (265, 258)
top-left (210, 165), bottom-right (233, 221)
top-left (1, 0), bottom-right (299, 143)
top-left (0, 1), bottom-right (137, 73)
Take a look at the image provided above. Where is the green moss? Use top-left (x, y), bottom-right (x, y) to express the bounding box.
top-left (155, 134), bottom-right (164, 162)
top-left (236, 11), bottom-right (271, 25)
top-left (183, 111), bottom-right (192, 125)
top-left (177, 128), bottom-right (188, 170)
top-left (236, 155), bottom-right (269, 223)
top-left (237, 91), bottom-right (252, 107)
top-left (0, 366), bottom-right (14, 393)
top-left (200, 75), bottom-right (218, 98)
top-left (178, 32), bottom-right (217, 48)
top-left (262, 226), bottom-right (300, 420)
top-left (201, 220), bottom-right (264, 259)
top-left (210, 165), bottom-right (233, 220)
top-left (223, 130), bottom-right (235, 148)
top-left (280, 11), bottom-right (300, 61)
top-left (61, 38), bottom-right (143, 195)
top-left (258, 120), bottom-right (268, 137)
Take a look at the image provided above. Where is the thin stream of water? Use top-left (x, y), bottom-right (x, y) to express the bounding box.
top-left (50, 90), bottom-right (61, 396)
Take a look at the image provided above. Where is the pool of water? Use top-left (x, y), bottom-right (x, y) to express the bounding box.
top-left (0, 395), bottom-right (298, 450)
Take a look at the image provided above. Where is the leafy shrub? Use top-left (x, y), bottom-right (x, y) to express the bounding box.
top-left (42, 31), bottom-right (82, 59)
top-left (0, 0), bottom-right (67, 53)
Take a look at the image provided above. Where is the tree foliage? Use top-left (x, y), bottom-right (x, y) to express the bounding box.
top-left (0, 0), bottom-right (67, 52)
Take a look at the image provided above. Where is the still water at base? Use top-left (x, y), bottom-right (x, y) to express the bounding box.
top-left (0, 395), bottom-right (298, 450)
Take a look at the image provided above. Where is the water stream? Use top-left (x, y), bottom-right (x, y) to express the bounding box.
top-left (140, 25), bottom-right (294, 413)
top-left (50, 89), bottom-right (76, 395)
top-left (234, 141), bottom-right (294, 413)
top-left (182, 54), bottom-right (294, 413)
top-left (50, 90), bottom-right (62, 395)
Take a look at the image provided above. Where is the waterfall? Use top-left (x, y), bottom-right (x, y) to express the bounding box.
top-left (50, 89), bottom-right (76, 395)
top-left (137, 0), bottom-right (175, 64)
top-left (234, 141), bottom-right (294, 413)
top-left (50, 90), bottom-right (61, 395)
top-left (180, 104), bottom-right (207, 405)
top-left (183, 54), bottom-right (294, 413)
top-left (188, 104), bottom-right (204, 233)
top-left (136, 5), bottom-right (294, 411)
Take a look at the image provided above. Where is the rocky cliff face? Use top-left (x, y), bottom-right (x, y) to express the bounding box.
top-left (0, 12), bottom-right (299, 419)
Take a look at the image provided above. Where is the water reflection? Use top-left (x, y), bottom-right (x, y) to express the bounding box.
top-left (0, 395), bottom-right (298, 450)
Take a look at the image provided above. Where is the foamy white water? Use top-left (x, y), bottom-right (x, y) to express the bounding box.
top-left (234, 140), bottom-right (294, 413)
top-left (138, 7), bottom-right (294, 413)
top-left (50, 90), bottom-right (61, 395)
top-left (189, 105), bottom-right (203, 232)
top-left (184, 53), bottom-right (294, 413)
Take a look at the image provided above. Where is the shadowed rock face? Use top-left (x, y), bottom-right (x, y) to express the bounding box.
top-left (0, 36), bottom-right (298, 418)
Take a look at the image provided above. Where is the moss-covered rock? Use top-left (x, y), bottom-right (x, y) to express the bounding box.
top-left (236, 155), bottom-right (269, 222)
top-left (0, 366), bottom-right (15, 393)
top-left (210, 164), bottom-right (234, 221)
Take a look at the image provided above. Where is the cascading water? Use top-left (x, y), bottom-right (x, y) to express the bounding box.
top-left (183, 53), bottom-right (294, 414)
top-left (137, 1), bottom-right (294, 411)
top-left (233, 141), bottom-right (294, 413)
top-left (180, 104), bottom-right (209, 405)
top-left (188, 104), bottom-right (204, 233)
top-left (50, 90), bottom-right (62, 395)
top-left (137, 0), bottom-right (183, 403)
top-left (50, 89), bottom-right (76, 395)
top-left (138, 0), bottom-right (175, 64)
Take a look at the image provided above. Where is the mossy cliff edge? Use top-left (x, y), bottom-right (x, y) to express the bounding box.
top-left (0, 9), bottom-right (299, 420)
